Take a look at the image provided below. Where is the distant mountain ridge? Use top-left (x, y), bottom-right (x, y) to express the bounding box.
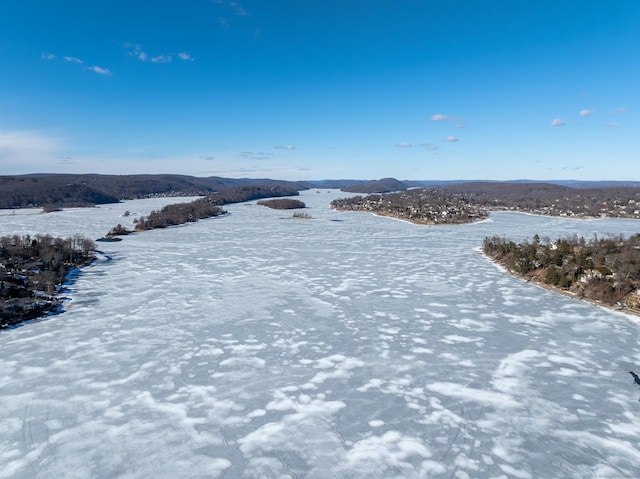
top-left (0, 174), bottom-right (310, 209)
top-left (340, 177), bottom-right (408, 194)
top-left (322, 178), bottom-right (640, 193)
top-left (2, 173), bottom-right (640, 209)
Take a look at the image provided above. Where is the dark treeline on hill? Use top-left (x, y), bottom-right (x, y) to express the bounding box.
top-left (483, 234), bottom-right (640, 310)
top-left (341, 178), bottom-right (408, 194)
top-left (335, 178), bottom-right (640, 194)
top-left (133, 185), bottom-right (300, 231)
top-left (333, 182), bottom-right (640, 221)
top-left (440, 182), bottom-right (640, 218)
top-left (1, 234), bottom-right (96, 328)
top-left (0, 174), bottom-right (309, 209)
top-left (257, 198), bottom-right (306, 210)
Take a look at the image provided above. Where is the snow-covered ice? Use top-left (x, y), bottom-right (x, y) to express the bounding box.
top-left (1, 191), bottom-right (640, 478)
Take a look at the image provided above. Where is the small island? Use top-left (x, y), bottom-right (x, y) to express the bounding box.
top-left (257, 198), bottom-right (306, 210)
top-left (482, 233), bottom-right (640, 314)
top-left (103, 185), bottom-right (302, 235)
top-left (331, 189), bottom-right (489, 224)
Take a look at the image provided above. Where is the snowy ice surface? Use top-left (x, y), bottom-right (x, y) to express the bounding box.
top-left (1, 191), bottom-right (640, 478)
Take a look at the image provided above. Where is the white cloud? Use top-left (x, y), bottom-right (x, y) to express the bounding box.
top-left (431, 113), bottom-right (461, 122)
top-left (611, 107), bottom-right (628, 116)
top-left (445, 135), bottom-right (459, 142)
top-left (45, 53), bottom-right (111, 75)
top-left (214, 0), bottom-right (247, 16)
top-left (0, 130), bottom-right (59, 152)
top-left (87, 65), bottom-right (112, 75)
top-left (238, 151), bottom-right (274, 160)
top-left (396, 142), bottom-right (412, 148)
top-left (124, 43), bottom-right (147, 61)
top-left (606, 122), bottom-right (620, 127)
top-left (579, 109), bottom-right (594, 116)
top-left (550, 118), bottom-right (565, 127)
top-left (419, 143), bottom-right (438, 151)
top-left (125, 43), bottom-right (193, 64)
top-left (229, 1), bottom-right (246, 15)
top-left (275, 145), bottom-right (296, 150)
top-left (0, 130), bottom-right (63, 172)
top-left (151, 54), bottom-right (173, 63)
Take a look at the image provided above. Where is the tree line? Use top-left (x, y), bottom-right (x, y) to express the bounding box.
top-left (0, 174), bottom-right (309, 209)
top-left (332, 183), bottom-right (640, 221)
top-left (1, 234), bottom-right (96, 327)
top-left (331, 189), bottom-right (490, 224)
top-left (257, 198), bottom-right (306, 210)
top-left (125, 185), bottom-right (301, 232)
top-left (483, 233), bottom-right (640, 308)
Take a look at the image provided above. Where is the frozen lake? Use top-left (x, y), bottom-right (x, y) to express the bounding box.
top-left (1, 190), bottom-right (640, 479)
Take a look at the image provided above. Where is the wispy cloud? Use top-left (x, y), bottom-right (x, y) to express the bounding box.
top-left (579, 109), bottom-right (594, 116)
top-left (43, 53), bottom-right (111, 75)
top-left (63, 56), bottom-right (83, 64)
top-left (124, 43), bottom-right (147, 61)
top-left (611, 107), bottom-right (627, 116)
top-left (87, 65), bottom-right (112, 75)
top-left (550, 118), bottom-right (565, 127)
top-left (606, 122), bottom-right (620, 127)
top-left (151, 55), bottom-right (172, 63)
top-left (124, 43), bottom-right (193, 63)
top-left (238, 151), bottom-right (274, 160)
top-left (275, 145), bottom-right (296, 150)
top-left (431, 113), bottom-right (462, 122)
top-left (419, 143), bottom-right (439, 151)
top-left (213, 0), bottom-right (247, 16)
top-left (396, 142), bottom-right (412, 148)
top-left (445, 135), bottom-right (459, 142)
top-left (0, 130), bottom-right (63, 172)
top-left (229, 1), bottom-right (246, 15)
top-left (198, 155), bottom-right (216, 161)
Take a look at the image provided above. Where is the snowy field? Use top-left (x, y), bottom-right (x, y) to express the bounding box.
top-left (1, 189), bottom-right (640, 479)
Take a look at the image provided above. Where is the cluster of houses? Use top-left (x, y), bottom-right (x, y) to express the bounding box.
top-left (497, 198), bottom-right (640, 219)
top-left (0, 259), bottom-right (62, 328)
top-left (332, 192), bottom-right (489, 224)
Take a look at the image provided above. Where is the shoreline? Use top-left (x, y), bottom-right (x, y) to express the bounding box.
top-left (0, 252), bottom-right (109, 330)
top-left (333, 207), bottom-right (488, 226)
top-left (476, 247), bottom-right (640, 323)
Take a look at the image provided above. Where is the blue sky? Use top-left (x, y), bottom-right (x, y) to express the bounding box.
top-left (1, 1), bottom-right (638, 181)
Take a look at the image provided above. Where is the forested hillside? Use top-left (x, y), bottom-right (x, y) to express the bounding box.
top-left (1, 234), bottom-right (96, 327)
top-left (333, 183), bottom-right (640, 222)
top-left (0, 174), bottom-right (309, 209)
top-left (483, 234), bottom-right (640, 310)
